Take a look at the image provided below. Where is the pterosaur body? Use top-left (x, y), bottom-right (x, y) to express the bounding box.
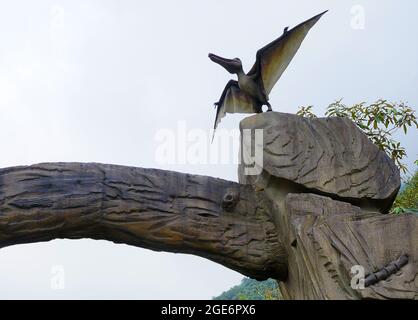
top-left (209, 11), bottom-right (327, 139)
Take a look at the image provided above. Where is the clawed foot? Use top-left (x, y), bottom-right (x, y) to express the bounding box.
top-left (265, 103), bottom-right (273, 112)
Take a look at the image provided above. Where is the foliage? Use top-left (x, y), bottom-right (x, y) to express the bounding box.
top-left (392, 170), bottom-right (418, 213)
top-left (213, 278), bottom-right (282, 300)
top-left (297, 99), bottom-right (418, 174)
top-left (297, 105), bottom-right (317, 119)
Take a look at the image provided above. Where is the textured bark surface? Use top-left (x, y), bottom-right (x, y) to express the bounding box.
top-left (0, 113), bottom-right (415, 299)
top-left (0, 161), bottom-right (416, 299)
top-left (278, 193), bottom-right (418, 300)
top-left (239, 112), bottom-right (400, 213)
top-left (0, 163), bottom-right (287, 280)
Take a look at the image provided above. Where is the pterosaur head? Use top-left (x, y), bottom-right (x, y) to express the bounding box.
top-left (209, 53), bottom-right (242, 74)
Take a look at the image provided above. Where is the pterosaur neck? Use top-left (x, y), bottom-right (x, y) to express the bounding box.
top-left (236, 68), bottom-right (245, 77)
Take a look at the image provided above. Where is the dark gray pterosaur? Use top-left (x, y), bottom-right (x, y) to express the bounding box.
top-left (209, 10), bottom-right (327, 140)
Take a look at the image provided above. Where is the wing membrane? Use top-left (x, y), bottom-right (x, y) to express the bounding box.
top-left (212, 80), bottom-right (258, 141)
top-left (250, 11), bottom-right (327, 95)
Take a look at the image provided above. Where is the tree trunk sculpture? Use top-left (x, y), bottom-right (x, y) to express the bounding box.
top-left (0, 112), bottom-right (416, 299)
top-left (0, 163), bottom-right (286, 281)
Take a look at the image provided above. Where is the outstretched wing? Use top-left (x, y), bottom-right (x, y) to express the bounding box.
top-left (248, 10), bottom-right (327, 95)
top-left (212, 80), bottom-right (258, 141)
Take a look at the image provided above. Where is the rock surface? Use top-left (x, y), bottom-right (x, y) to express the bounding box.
top-left (280, 193), bottom-right (418, 300)
top-left (237, 113), bottom-right (416, 299)
top-left (239, 112), bottom-right (400, 212)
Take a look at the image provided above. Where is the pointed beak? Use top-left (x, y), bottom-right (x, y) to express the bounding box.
top-left (208, 53), bottom-right (239, 74)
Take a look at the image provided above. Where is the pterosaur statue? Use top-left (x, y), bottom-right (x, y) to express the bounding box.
top-left (209, 10), bottom-right (327, 139)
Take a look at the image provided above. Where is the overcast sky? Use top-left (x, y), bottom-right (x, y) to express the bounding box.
top-left (0, 0), bottom-right (417, 299)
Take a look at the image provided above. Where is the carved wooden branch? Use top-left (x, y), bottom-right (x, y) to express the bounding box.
top-left (1, 113), bottom-right (416, 299)
top-left (0, 163), bottom-right (287, 280)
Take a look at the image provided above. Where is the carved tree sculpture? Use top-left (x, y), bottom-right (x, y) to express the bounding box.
top-left (0, 112), bottom-right (416, 299)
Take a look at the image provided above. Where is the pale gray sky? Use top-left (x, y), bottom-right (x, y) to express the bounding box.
top-left (0, 0), bottom-right (417, 299)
